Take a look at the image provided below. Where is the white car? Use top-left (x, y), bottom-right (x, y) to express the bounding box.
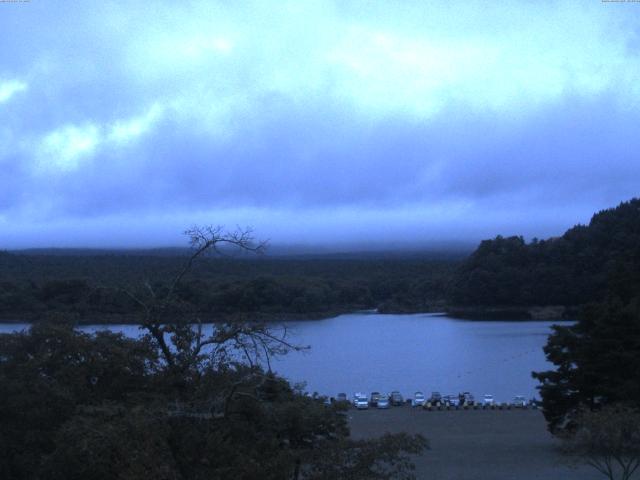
top-left (483, 394), bottom-right (494, 406)
top-left (511, 395), bottom-right (527, 408)
top-left (412, 391), bottom-right (426, 407)
top-left (353, 393), bottom-right (369, 409)
top-left (377, 394), bottom-right (390, 409)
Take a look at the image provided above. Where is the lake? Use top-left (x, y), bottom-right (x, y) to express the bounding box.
top-left (0, 312), bottom-right (562, 402)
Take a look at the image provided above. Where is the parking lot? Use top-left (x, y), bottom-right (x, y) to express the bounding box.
top-left (348, 406), bottom-right (603, 480)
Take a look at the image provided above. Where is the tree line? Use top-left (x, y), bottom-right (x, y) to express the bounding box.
top-left (0, 251), bottom-right (457, 322)
top-left (449, 198), bottom-right (640, 308)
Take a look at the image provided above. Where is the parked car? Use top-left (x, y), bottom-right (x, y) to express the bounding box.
top-left (353, 393), bottom-right (369, 409)
top-left (412, 391), bottom-right (426, 407)
top-left (370, 392), bottom-right (381, 407)
top-left (462, 392), bottom-right (475, 405)
top-left (443, 395), bottom-right (460, 407)
top-left (389, 391), bottom-right (404, 406)
top-left (377, 394), bottom-right (390, 409)
top-left (336, 392), bottom-right (348, 403)
top-left (483, 394), bottom-right (494, 406)
top-left (429, 391), bottom-right (442, 404)
top-left (511, 395), bottom-right (527, 408)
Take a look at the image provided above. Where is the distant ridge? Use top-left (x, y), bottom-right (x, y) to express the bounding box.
top-left (11, 243), bottom-right (474, 260)
top-left (10, 247), bottom-right (193, 257)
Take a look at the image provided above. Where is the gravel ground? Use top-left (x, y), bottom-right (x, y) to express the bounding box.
top-left (348, 406), bottom-right (603, 480)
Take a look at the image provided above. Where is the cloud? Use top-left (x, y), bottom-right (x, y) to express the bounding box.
top-left (37, 124), bottom-right (100, 171)
top-left (0, 80), bottom-right (27, 104)
top-left (107, 104), bottom-right (165, 145)
top-left (1, 1), bottom-right (640, 247)
top-left (33, 104), bottom-right (165, 173)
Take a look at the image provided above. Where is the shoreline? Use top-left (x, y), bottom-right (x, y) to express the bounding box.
top-left (445, 304), bottom-right (580, 321)
top-left (0, 308), bottom-right (362, 325)
top-left (0, 310), bottom-right (575, 326)
top-left (0, 305), bottom-right (576, 325)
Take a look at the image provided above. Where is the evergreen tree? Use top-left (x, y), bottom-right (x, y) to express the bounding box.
top-left (533, 298), bottom-right (640, 433)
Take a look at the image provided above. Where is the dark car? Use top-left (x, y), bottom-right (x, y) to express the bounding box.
top-left (370, 392), bottom-right (381, 407)
top-left (442, 395), bottom-right (460, 407)
top-left (389, 391), bottom-right (404, 406)
top-left (429, 391), bottom-right (442, 404)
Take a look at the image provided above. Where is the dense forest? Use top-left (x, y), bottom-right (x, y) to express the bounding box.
top-left (449, 198), bottom-right (640, 315)
top-left (0, 250), bottom-right (460, 323)
top-left (3, 199), bottom-right (640, 323)
top-left (2, 198), bottom-right (640, 323)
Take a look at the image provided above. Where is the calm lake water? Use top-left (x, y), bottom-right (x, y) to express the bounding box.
top-left (0, 312), bottom-right (562, 402)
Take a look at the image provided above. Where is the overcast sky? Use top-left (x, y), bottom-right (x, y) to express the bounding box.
top-left (1, 1), bottom-right (639, 249)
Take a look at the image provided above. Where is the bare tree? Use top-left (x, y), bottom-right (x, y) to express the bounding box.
top-left (120, 226), bottom-right (303, 377)
top-left (562, 404), bottom-right (640, 480)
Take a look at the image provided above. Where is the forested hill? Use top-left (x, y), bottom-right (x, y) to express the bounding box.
top-left (448, 198), bottom-right (640, 310)
top-left (0, 252), bottom-right (459, 322)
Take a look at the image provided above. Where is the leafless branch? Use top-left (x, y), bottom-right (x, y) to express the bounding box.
top-left (111, 225), bottom-right (304, 376)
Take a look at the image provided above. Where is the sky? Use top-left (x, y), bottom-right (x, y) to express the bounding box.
top-left (1, 1), bottom-right (639, 249)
